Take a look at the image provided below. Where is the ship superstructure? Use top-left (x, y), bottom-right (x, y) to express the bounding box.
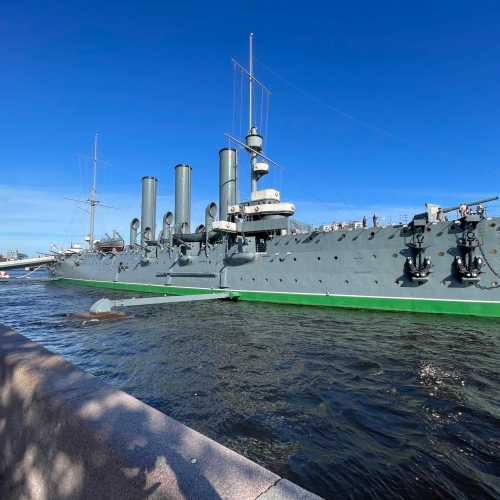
top-left (51, 35), bottom-right (500, 317)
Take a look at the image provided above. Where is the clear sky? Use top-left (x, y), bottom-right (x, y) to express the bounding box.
top-left (1, 1), bottom-right (500, 254)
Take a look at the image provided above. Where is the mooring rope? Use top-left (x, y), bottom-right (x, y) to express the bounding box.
top-left (16, 265), bottom-right (44, 279)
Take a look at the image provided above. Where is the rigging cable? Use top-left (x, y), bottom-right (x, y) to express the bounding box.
top-left (231, 60), bottom-right (237, 139)
top-left (239, 65), bottom-right (244, 141)
top-left (254, 56), bottom-right (486, 170)
top-left (263, 89), bottom-right (270, 143)
top-left (259, 84), bottom-right (264, 131)
top-left (256, 57), bottom-right (403, 141)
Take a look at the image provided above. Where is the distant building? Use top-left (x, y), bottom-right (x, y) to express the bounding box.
top-left (290, 219), bottom-right (313, 234)
top-left (6, 250), bottom-right (28, 261)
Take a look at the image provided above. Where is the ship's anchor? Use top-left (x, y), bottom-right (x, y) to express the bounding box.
top-left (454, 230), bottom-right (483, 284)
top-left (405, 233), bottom-right (432, 284)
top-left (117, 262), bottom-right (128, 273)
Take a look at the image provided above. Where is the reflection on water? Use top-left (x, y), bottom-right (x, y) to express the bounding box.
top-left (1, 272), bottom-right (499, 499)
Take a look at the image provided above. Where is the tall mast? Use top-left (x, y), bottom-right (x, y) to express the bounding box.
top-left (65, 133), bottom-right (114, 248)
top-left (226, 34), bottom-right (273, 196)
top-left (88, 133), bottom-right (98, 249)
top-left (244, 33), bottom-right (264, 195)
top-left (248, 32), bottom-right (258, 194)
top-left (248, 32), bottom-right (254, 130)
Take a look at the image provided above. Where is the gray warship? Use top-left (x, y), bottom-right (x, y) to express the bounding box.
top-left (51, 35), bottom-right (500, 318)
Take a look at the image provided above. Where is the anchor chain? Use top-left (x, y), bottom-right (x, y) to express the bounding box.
top-left (477, 242), bottom-right (500, 281)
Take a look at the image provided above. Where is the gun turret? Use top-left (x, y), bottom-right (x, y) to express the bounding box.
top-left (441, 196), bottom-right (498, 214)
top-left (418, 196), bottom-right (498, 224)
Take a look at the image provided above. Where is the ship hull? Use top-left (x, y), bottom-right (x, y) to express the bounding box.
top-left (51, 218), bottom-right (500, 318)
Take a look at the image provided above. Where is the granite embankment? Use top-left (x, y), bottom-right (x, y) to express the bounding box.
top-left (0, 324), bottom-right (320, 500)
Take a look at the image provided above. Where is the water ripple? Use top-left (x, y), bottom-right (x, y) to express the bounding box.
top-left (1, 271), bottom-right (499, 499)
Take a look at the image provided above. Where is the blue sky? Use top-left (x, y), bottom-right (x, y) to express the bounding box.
top-left (1, 1), bottom-right (500, 254)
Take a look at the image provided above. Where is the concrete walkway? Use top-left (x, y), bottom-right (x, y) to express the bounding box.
top-left (0, 324), bottom-right (322, 500)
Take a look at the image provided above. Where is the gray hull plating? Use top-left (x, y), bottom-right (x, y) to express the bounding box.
top-left (52, 217), bottom-right (500, 310)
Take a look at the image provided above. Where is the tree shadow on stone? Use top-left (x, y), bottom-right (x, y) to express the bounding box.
top-left (0, 327), bottom-right (278, 499)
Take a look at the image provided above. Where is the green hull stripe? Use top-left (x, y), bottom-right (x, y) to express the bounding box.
top-left (55, 278), bottom-right (500, 318)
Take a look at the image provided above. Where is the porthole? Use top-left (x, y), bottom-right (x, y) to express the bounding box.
top-left (426, 227), bottom-right (432, 232)
top-left (372, 254), bottom-right (377, 259)
top-left (252, 277), bottom-right (256, 282)
top-left (265, 278), bottom-right (269, 283)
top-left (490, 222), bottom-right (496, 228)
top-left (294, 278), bottom-right (298, 283)
top-left (240, 277), bottom-right (243, 281)
top-left (318, 279), bottom-right (323, 283)
top-left (374, 280), bottom-right (378, 284)
top-left (392, 253), bottom-right (398, 258)
top-left (279, 278), bottom-right (283, 282)
top-left (438, 251), bottom-right (445, 257)
top-left (293, 257), bottom-right (297, 262)
top-left (345, 280), bottom-right (349, 284)
top-left (492, 281), bottom-right (498, 287)
top-left (317, 257), bottom-right (321, 261)
top-left (370, 231), bottom-right (375, 237)
top-left (334, 256), bottom-right (338, 260)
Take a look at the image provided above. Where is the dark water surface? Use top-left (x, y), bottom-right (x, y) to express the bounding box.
top-left (1, 273), bottom-right (499, 499)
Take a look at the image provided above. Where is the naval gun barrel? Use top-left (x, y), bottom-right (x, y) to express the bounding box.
top-left (441, 196), bottom-right (498, 213)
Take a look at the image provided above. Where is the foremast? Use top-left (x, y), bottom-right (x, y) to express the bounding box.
top-left (222, 33), bottom-right (295, 237)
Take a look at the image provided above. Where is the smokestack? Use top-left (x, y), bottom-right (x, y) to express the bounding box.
top-left (219, 148), bottom-right (237, 221)
top-left (141, 176), bottom-right (158, 244)
top-left (175, 163), bottom-right (192, 234)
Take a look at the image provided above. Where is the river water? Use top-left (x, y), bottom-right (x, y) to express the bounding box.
top-left (1, 272), bottom-right (499, 499)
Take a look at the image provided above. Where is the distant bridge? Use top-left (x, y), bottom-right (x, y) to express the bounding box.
top-left (0, 256), bottom-right (56, 271)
